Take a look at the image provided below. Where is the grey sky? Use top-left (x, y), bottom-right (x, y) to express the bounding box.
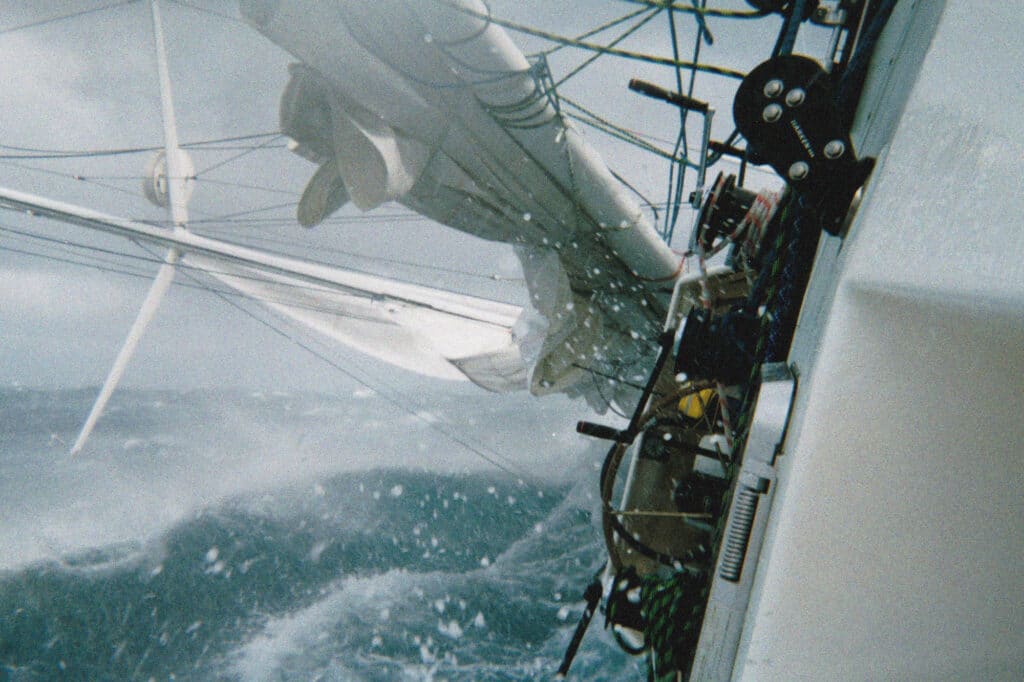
top-left (0, 1), bottom-right (802, 393)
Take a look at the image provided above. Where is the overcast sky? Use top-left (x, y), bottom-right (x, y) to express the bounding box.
top-left (0, 1), bottom-right (809, 396)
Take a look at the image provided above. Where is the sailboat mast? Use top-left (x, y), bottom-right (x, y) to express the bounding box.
top-left (150, 0), bottom-right (189, 230)
top-left (71, 0), bottom-right (188, 454)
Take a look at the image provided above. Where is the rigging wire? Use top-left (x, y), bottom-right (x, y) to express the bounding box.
top-left (0, 146), bottom-right (159, 161)
top-left (190, 226), bottom-right (525, 283)
top-left (0, 159), bottom-right (87, 182)
top-left (544, 5), bottom-right (655, 57)
top-left (203, 201), bottom-right (296, 222)
top-left (0, 226), bottom-right (423, 324)
top-left (3, 155), bottom-right (315, 234)
top-left (0, 223), bottom-right (371, 311)
top-left (0, 162), bottom-right (210, 231)
top-left (561, 100), bottom-right (673, 160)
top-left (0, 0), bottom-right (138, 36)
top-left (134, 242), bottom-right (529, 478)
top-left (202, 297), bottom-right (530, 478)
top-left (553, 6), bottom-right (665, 89)
top-left (0, 243), bottom-right (163, 283)
top-left (0, 0), bottom-right (788, 476)
top-left (0, 158), bottom-right (229, 224)
top-left (2, 154), bottom-right (454, 243)
top-left (166, 0), bottom-right (242, 24)
top-left (437, 0), bottom-right (745, 79)
top-left (0, 219), bottom-right (519, 329)
top-left (187, 213), bottom-right (428, 226)
top-left (72, 174), bottom-right (302, 199)
top-left (662, 0), bottom-right (708, 243)
top-left (590, 370), bottom-right (632, 420)
top-left (0, 235), bottom-right (307, 306)
top-left (616, 1), bottom-right (770, 19)
top-left (193, 134), bottom-right (285, 176)
top-left (0, 229), bottom-right (527, 476)
top-left (181, 177), bottom-right (300, 197)
top-left (560, 96), bottom-right (697, 165)
top-left (0, 224), bottom-right (352, 308)
top-left (4, 146), bottom-right (770, 244)
top-left (572, 363), bottom-right (654, 396)
top-left (662, 5), bottom-right (691, 239)
top-left (610, 168), bottom-right (660, 225)
top-left (0, 132), bottom-right (281, 160)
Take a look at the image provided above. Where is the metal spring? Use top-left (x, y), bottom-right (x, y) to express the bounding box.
top-left (719, 486), bottom-right (759, 582)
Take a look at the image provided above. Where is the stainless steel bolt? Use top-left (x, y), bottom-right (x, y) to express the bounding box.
top-left (824, 139), bottom-right (846, 159)
top-left (763, 79), bottom-right (784, 98)
top-left (785, 88), bottom-right (806, 107)
top-left (762, 103), bottom-right (783, 123)
top-left (788, 161), bottom-right (809, 181)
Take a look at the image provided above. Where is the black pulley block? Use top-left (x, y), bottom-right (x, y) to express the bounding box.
top-left (676, 307), bottom-right (761, 385)
top-left (733, 54), bottom-right (873, 234)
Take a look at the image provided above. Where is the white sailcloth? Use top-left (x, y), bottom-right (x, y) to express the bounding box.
top-left (241, 0), bottom-right (687, 409)
top-left (187, 253), bottom-right (527, 388)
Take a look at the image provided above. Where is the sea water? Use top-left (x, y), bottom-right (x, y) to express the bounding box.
top-left (0, 388), bottom-right (644, 680)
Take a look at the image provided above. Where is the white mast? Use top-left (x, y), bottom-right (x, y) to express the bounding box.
top-left (71, 0), bottom-right (190, 454)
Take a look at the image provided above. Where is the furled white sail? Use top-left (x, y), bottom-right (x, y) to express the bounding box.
top-left (241, 0), bottom-right (687, 409)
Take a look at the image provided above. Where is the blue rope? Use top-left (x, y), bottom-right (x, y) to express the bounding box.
top-left (764, 193), bottom-right (819, 361)
top-left (775, 0), bottom-right (807, 56)
top-left (836, 0), bottom-right (899, 127)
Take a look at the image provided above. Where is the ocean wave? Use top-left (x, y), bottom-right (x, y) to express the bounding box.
top-left (0, 469), bottom-right (644, 680)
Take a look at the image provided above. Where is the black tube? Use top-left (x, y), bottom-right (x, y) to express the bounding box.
top-left (629, 78), bottom-right (709, 113)
top-left (557, 577), bottom-right (605, 677)
top-left (577, 421), bottom-right (630, 442)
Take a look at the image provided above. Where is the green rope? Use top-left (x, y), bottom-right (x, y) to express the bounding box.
top-left (731, 196), bottom-right (796, 444)
top-left (641, 570), bottom-right (710, 680)
top-left (637, 198), bottom-right (798, 678)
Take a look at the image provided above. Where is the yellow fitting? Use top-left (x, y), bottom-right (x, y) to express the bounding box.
top-left (678, 388), bottom-right (714, 419)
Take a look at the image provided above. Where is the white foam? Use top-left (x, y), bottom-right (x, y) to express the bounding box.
top-left (230, 569), bottom-right (416, 681)
top-left (1, 390), bottom-right (598, 571)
